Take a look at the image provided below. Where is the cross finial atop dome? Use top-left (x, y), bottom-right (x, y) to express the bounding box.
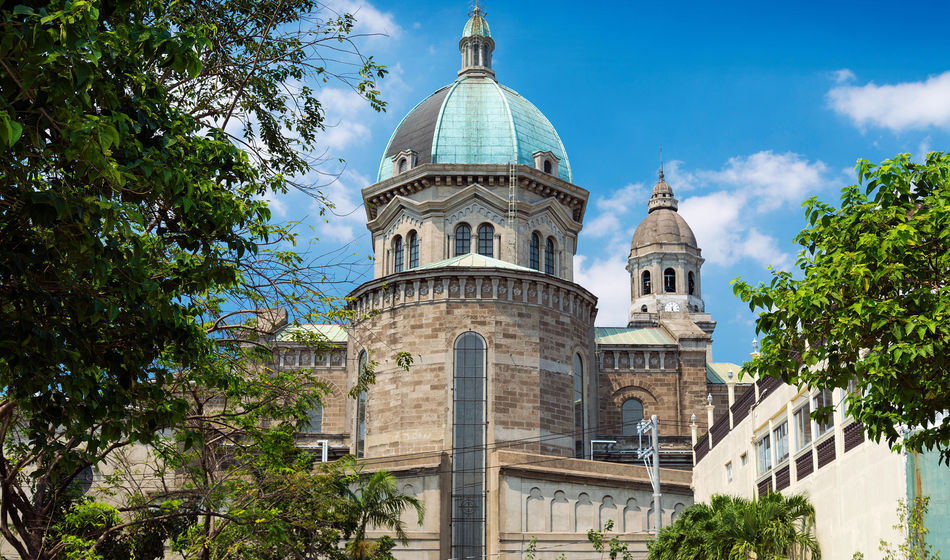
top-left (459, 3), bottom-right (495, 78)
top-left (648, 152), bottom-right (678, 213)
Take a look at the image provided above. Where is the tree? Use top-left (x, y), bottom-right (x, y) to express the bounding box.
top-left (0, 0), bottom-right (387, 557)
top-left (648, 493), bottom-right (820, 560)
top-left (734, 152), bottom-right (950, 462)
top-left (338, 467), bottom-right (425, 560)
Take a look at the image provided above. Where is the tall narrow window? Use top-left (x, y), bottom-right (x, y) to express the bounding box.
top-left (543, 159), bottom-right (552, 174)
top-left (622, 399), bottom-right (644, 437)
top-left (664, 267), bottom-right (676, 293)
top-left (688, 271), bottom-right (695, 295)
top-left (756, 433), bottom-right (772, 474)
top-left (398, 158), bottom-right (408, 174)
top-left (545, 238), bottom-right (555, 275)
top-left (794, 405), bottom-right (812, 450)
top-left (304, 404), bottom-right (323, 433)
top-left (455, 224), bottom-right (471, 256)
top-left (453, 332), bottom-right (486, 560)
top-left (574, 354), bottom-right (585, 458)
top-left (356, 351), bottom-right (367, 458)
top-left (408, 231), bottom-right (419, 269)
top-left (642, 271), bottom-right (651, 295)
top-left (392, 236), bottom-right (403, 273)
top-left (529, 232), bottom-right (540, 270)
top-left (477, 224), bottom-right (494, 257)
top-left (813, 389), bottom-right (835, 436)
top-left (773, 421), bottom-right (789, 463)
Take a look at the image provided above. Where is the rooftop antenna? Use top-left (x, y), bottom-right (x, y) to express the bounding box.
top-left (470, 0), bottom-right (485, 16)
top-left (659, 146), bottom-right (664, 180)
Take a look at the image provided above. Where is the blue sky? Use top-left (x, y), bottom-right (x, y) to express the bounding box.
top-left (278, 0), bottom-right (950, 365)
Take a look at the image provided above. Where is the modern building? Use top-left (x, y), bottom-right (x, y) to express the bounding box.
top-left (691, 371), bottom-right (950, 558)
top-left (268, 7), bottom-right (753, 560)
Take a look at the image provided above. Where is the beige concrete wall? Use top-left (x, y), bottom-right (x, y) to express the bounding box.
top-left (693, 381), bottom-right (907, 560)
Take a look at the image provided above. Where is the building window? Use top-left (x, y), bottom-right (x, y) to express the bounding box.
top-left (529, 232), bottom-right (541, 270)
top-left (621, 398), bottom-right (643, 437)
top-left (756, 433), bottom-right (772, 474)
top-left (794, 405), bottom-right (812, 450)
top-left (477, 224), bottom-right (494, 257)
top-left (304, 404), bottom-right (323, 433)
top-left (664, 268), bottom-right (676, 293)
top-left (545, 238), bottom-right (555, 275)
top-left (356, 351), bottom-right (367, 458)
top-left (773, 421), bottom-right (789, 464)
top-left (814, 389), bottom-right (835, 436)
top-left (453, 332), bottom-right (486, 560)
top-left (408, 231), bottom-right (419, 269)
top-left (642, 271), bottom-right (651, 295)
top-left (392, 235), bottom-right (403, 273)
top-left (398, 158), bottom-right (408, 174)
top-left (455, 223), bottom-right (471, 256)
top-left (688, 271), bottom-right (695, 295)
top-left (740, 452), bottom-right (748, 466)
top-left (574, 354), bottom-right (585, 458)
top-left (725, 461), bottom-right (733, 483)
top-left (543, 159), bottom-right (552, 174)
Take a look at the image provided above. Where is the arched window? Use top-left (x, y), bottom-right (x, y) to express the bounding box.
top-left (408, 231), bottom-right (419, 269)
top-left (622, 399), bottom-right (644, 436)
top-left (356, 351), bottom-right (367, 458)
top-left (545, 237), bottom-right (555, 275)
top-left (543, 159), bottom-right (552, 174)
top-left (392, 236), bottom-right (403, 273)
top-left (642, 271), bottom-right (652, 295)
top-left (688, 271), bottom-right (695, 295)
top-left (477, 224), bottom-right (494, 257)
top-left (664, 267), bottom-right (676, 293)
top-left (453, 332), bottom-right (486, 560)
top-left (398, 158), bottom-right (408, 174)
top-left (574, 353), bottom-right (585, 458)
top-left (304, 404), bottom-right (323, 433)
top-left (455, 223), bottom-right (471, 256)
top-left (529, 232), bottom-right (541, 270)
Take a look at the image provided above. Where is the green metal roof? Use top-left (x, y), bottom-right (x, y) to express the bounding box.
top-left (414, 253), bottom-right (536, 272)
top-left (595, 327), bottom-right (675, 346)
top-left (706, 362), bottom-right (753, 385)
top-left (378, 76), bottom-right (571, 183)
top-left (462, 14), bottom-right (491, 38)
top-left (276, 324), bottom-right (348, 344)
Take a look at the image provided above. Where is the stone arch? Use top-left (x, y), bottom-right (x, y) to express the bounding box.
top-left (599, 495), bottom-right (619, 530)
top-left (526, 487), bottom-right (545, 532)
top-left (551, 491), bottom-right (570, 532)
top-left (623, 498), bottom-right (643, 532)
top-left (575, 493), bottom-right (593, 532)
top-left (671, 502), bottom-right (686, 522)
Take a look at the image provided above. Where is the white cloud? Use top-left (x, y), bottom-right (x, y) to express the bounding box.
top-left (311, 169), bottom-right (371, 243)
top-left (833, 68), bottom-right (856, 84)
top-left (700, 151), bottom-right (828, 212)
top-left (322, 0), bottom-right (402, 39)
top-left (828, 70), bottom-right (950, 131)
top-left (573, 254), bottom-right (630, 327)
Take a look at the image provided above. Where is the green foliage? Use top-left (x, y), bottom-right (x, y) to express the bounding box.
top-left (0, 0), bottom-right (388, 557)
top-left (878, 497), bottom-right (940, 560)
top-left (648, 493), bottom-right (820, 560)
top-left (587, 520), bottom-right (635, 560)
top-left (733, 152), bottom-right (950, 462)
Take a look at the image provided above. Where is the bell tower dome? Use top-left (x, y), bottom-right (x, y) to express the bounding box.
top-left (627, 163), bottom-right (713, 333)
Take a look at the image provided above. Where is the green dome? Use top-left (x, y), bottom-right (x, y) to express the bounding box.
top-left (462, 13), bottom-right (491, 38)
top-left (377, 75), bottom-right (572, 182)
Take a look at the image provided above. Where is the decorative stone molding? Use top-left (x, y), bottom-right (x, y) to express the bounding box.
top-left (347, 267), bottom-right (597, 325)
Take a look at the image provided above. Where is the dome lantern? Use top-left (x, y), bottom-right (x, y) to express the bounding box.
top-left (459, 4), bottom-right (495, 78)
top-left (647, 160), bottom-right (679, 213)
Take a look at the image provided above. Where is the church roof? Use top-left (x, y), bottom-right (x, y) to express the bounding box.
top-left (415, 253), bottom-right (536, 272)
top-left (378, 77), bottom-right (571, 183)
top-left (377, 10), bottom-right (570, 183)
top-left (276, 324), bottom-right (348, 344)
top-left (595, 327), bottom-right (676, 346)
top-left (706, 362), bottom-right (754, 384)
top-left (631, 208), bottom-right (698, 248)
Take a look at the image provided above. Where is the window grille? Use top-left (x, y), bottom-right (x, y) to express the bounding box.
top-left (477, 224), bottom-right (494, 257)
top-left (455, 224), bottom-right (471, 256)
top-left (452, 333), bottom-right (486, 560)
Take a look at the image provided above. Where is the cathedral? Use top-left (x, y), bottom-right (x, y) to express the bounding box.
top-left (271, 8), bottom-right (750, 559)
